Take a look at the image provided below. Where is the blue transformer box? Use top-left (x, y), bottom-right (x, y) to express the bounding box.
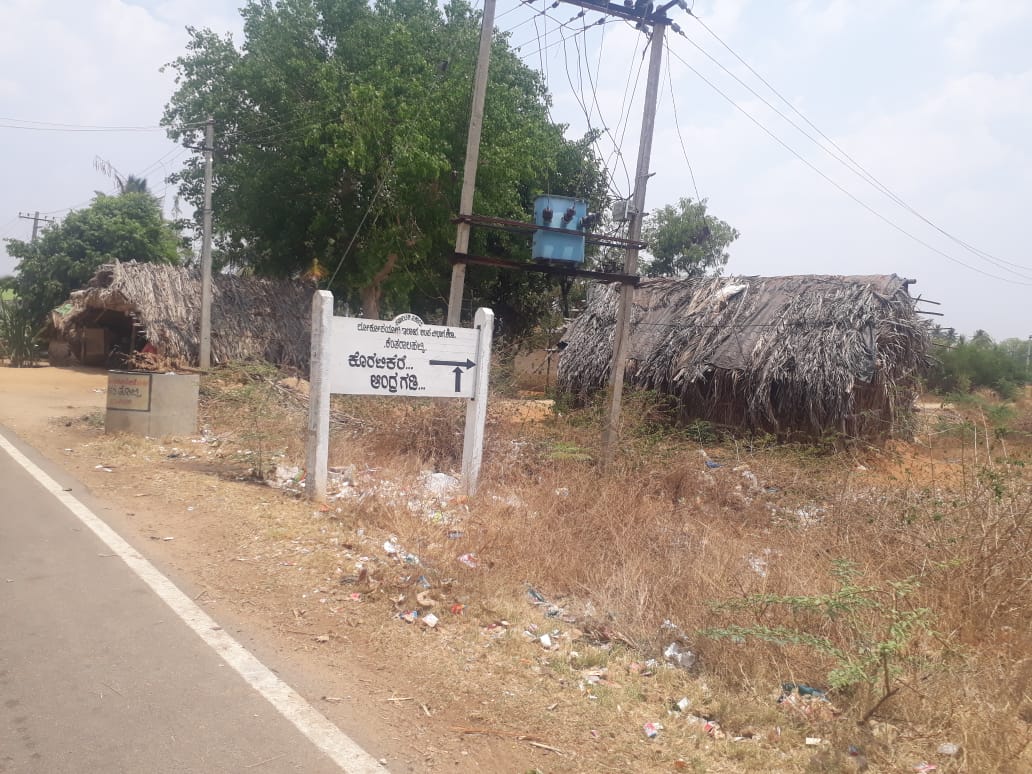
top-left (532, 195), bottom-right (587, 264)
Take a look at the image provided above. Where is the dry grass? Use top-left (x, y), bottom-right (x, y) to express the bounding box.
top-left (188, 365), bottom-right (1032, 772)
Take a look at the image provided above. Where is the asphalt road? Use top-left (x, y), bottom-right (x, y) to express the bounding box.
top-left (0, 431), bottom-right (372, 774)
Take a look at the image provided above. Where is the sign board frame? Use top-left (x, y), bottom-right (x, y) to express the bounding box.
top-left (305, 291), bottom-right (494, 501)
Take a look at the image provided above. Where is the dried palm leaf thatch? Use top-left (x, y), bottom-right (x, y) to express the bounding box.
top-left (557, 274), bottom-right (930, 439)
top-left (57, 261), bottom-right (317, 371)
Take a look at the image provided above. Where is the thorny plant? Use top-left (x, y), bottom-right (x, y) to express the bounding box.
top-left (204, 362), bottom-right (300, 479)
top-left (699, 559), bottom-right (936, 721)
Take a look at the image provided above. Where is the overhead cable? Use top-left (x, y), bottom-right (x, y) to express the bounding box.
top-left (666, 46), bottom-right (1032, 286)
top-left (683, 12), bottom-right (1032, 277)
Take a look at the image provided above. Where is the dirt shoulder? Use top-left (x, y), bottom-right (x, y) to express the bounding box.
top-left (0, 365), bottom-right (541, 773)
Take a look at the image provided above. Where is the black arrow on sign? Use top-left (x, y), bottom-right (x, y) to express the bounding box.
top-left (452, 367), bottom-right (462, 393)
top-left (429, 358), bottom-right (475, 370)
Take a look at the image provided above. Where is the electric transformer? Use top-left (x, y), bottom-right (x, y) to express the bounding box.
top-left (532, 195), bottom-right (588, 264)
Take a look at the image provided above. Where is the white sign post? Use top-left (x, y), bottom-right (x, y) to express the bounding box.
top-left (305, 291), bottom-right (333, 502)
top-left (306, 291), bottom-right (494, 500)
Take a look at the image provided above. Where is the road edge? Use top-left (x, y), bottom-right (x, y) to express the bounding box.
top-left (0, 428), bottom-right (386, 774)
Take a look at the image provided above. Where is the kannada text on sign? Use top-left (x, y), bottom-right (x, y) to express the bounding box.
top-left (106, 372), bottom-right (153, 412)
top-left (331, 317), bottom-right (479, 398)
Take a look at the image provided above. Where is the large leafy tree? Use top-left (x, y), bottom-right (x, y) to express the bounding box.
top-left (641, 197), bottom-right (739, 278)
top-left (161, 0), bottom-right (607, 326)
top-left (6, 192), bottom-right (181, 324)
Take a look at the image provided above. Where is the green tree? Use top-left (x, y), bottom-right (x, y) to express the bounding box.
top-left (5, 192), bottom-right (181, 324)
top-left (161, 0), bottom-right (607, 327)
top-left (970, 329), bottom-right (994, 349)
top-left (641, 197), bottom-right (739, 278)
top-left (998, 336), bottom-right (1032, 382)
top-left (926, 331), bottom-right (1026, 398)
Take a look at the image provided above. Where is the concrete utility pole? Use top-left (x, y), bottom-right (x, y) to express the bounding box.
top-left (600, 23), bottom-right (667, 469)
top-left (446, 0), bottom-right (496, 327)
top-left (18, 211), bottom-right (55, 242)
top-left (199, 116), bottom-right (215, 369)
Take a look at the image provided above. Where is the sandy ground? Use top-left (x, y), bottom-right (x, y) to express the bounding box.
top-left (0, 365), bottom-right (542, 773)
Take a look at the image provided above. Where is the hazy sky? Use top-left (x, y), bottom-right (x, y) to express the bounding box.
top-left (2, 0), bottom-right (1030, 340)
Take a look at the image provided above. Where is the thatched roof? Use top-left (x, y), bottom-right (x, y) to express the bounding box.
top-left (57, 261), bottom-right (316, 370)
top-left (557, 274), bottom-right (930, 438)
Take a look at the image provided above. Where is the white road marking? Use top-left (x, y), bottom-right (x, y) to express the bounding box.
top-left (0, 430), bottom-right (385, 773)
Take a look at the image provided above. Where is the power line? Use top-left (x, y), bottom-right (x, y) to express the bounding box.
top-left (324, 164), bottom-right (393, 290)
top-left (517, 18), bottom-right (612, 75)
top-left (445, 0), bottom-right (633, 204)
top-left (0, 123), bottom-right (163, 133)
top-left (0, 117), bottom-right (191, 133)
top-left (0, 115), bottom-right (206, 130)
top-left (665, 46), bottom-right (1032, 287)
top-left (35, 143), bottom-right (195, 218)
top-left (609, 25), bottom-right (651, 197)
top-left (136, 146), bottom-right (190, 181)
top-left (513, 1), bottom-right (601, 54)
top-left (214, 115), bottom-right (322, 147)
top-left (683, 12), bottom-right (1032, 278)
top-left (663, 38), bottom-right (701, 202)
top-left (558, 16), bottom-right (631, 201)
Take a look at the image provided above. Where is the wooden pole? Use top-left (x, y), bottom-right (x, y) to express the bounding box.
top-left (601, 23), bottom-right (667, 469)
top-left (446, 0), bottom-right (496, 327)
top-left (199, 116), bottom-right (214, 369)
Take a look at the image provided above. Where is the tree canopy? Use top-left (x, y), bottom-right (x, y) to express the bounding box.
top-left (6, 192), bottom-right (181, 324)
top-left (161, 0), bottom-right (607, 326)
top-left (926, 327), bottom-right (1029, 399)
top-left (641, 197), bottom-right (739, 278)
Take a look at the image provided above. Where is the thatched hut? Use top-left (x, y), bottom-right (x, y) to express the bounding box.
top-left (557, 274), bottom-right (930, 439)
top-left (53, 261), bottom-right (316, 371)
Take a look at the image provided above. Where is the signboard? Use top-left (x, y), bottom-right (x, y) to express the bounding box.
top-left (306, 294), bottom-right (494, 500)
top-left (329, 316), bottom-right (480, 398)
top-left (106, 371), bottom-right (152, 412)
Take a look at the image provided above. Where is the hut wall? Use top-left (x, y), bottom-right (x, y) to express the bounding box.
top-left (557, 274), bottom-right (929, 439)
top-left (58, 262), bottom-right (316, 373)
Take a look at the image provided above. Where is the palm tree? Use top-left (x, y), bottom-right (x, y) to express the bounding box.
top-left (971, 329), bottom-right (994, 348)
top-left (119, 175), bottom-right (150, 195)
top-left (93, 157), bottom-right (151, 196)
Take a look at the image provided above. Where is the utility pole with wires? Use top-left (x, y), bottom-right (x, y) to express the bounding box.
top-left (18, 211), bottom-right (55, 242)
top-left (199, 116), bottom-right (215, 369)
top-left (444, 0), bottom-right (684, 466)
top-left (447, 0), bottom-right (496, 327)
top-left (592, 3), bottom-right (684, 469)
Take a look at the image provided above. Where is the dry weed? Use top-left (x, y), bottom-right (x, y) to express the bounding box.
top-left (188, 364), bottom-right (1032, 771)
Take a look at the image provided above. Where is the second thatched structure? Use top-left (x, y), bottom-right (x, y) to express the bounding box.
top-left (52, 261), bottom-right (317, 371)
top-left (557, 274), bottom-right (930, 439)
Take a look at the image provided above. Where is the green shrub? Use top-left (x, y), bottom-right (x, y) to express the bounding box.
top-left (0, 296), bottom-right (41, 367)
